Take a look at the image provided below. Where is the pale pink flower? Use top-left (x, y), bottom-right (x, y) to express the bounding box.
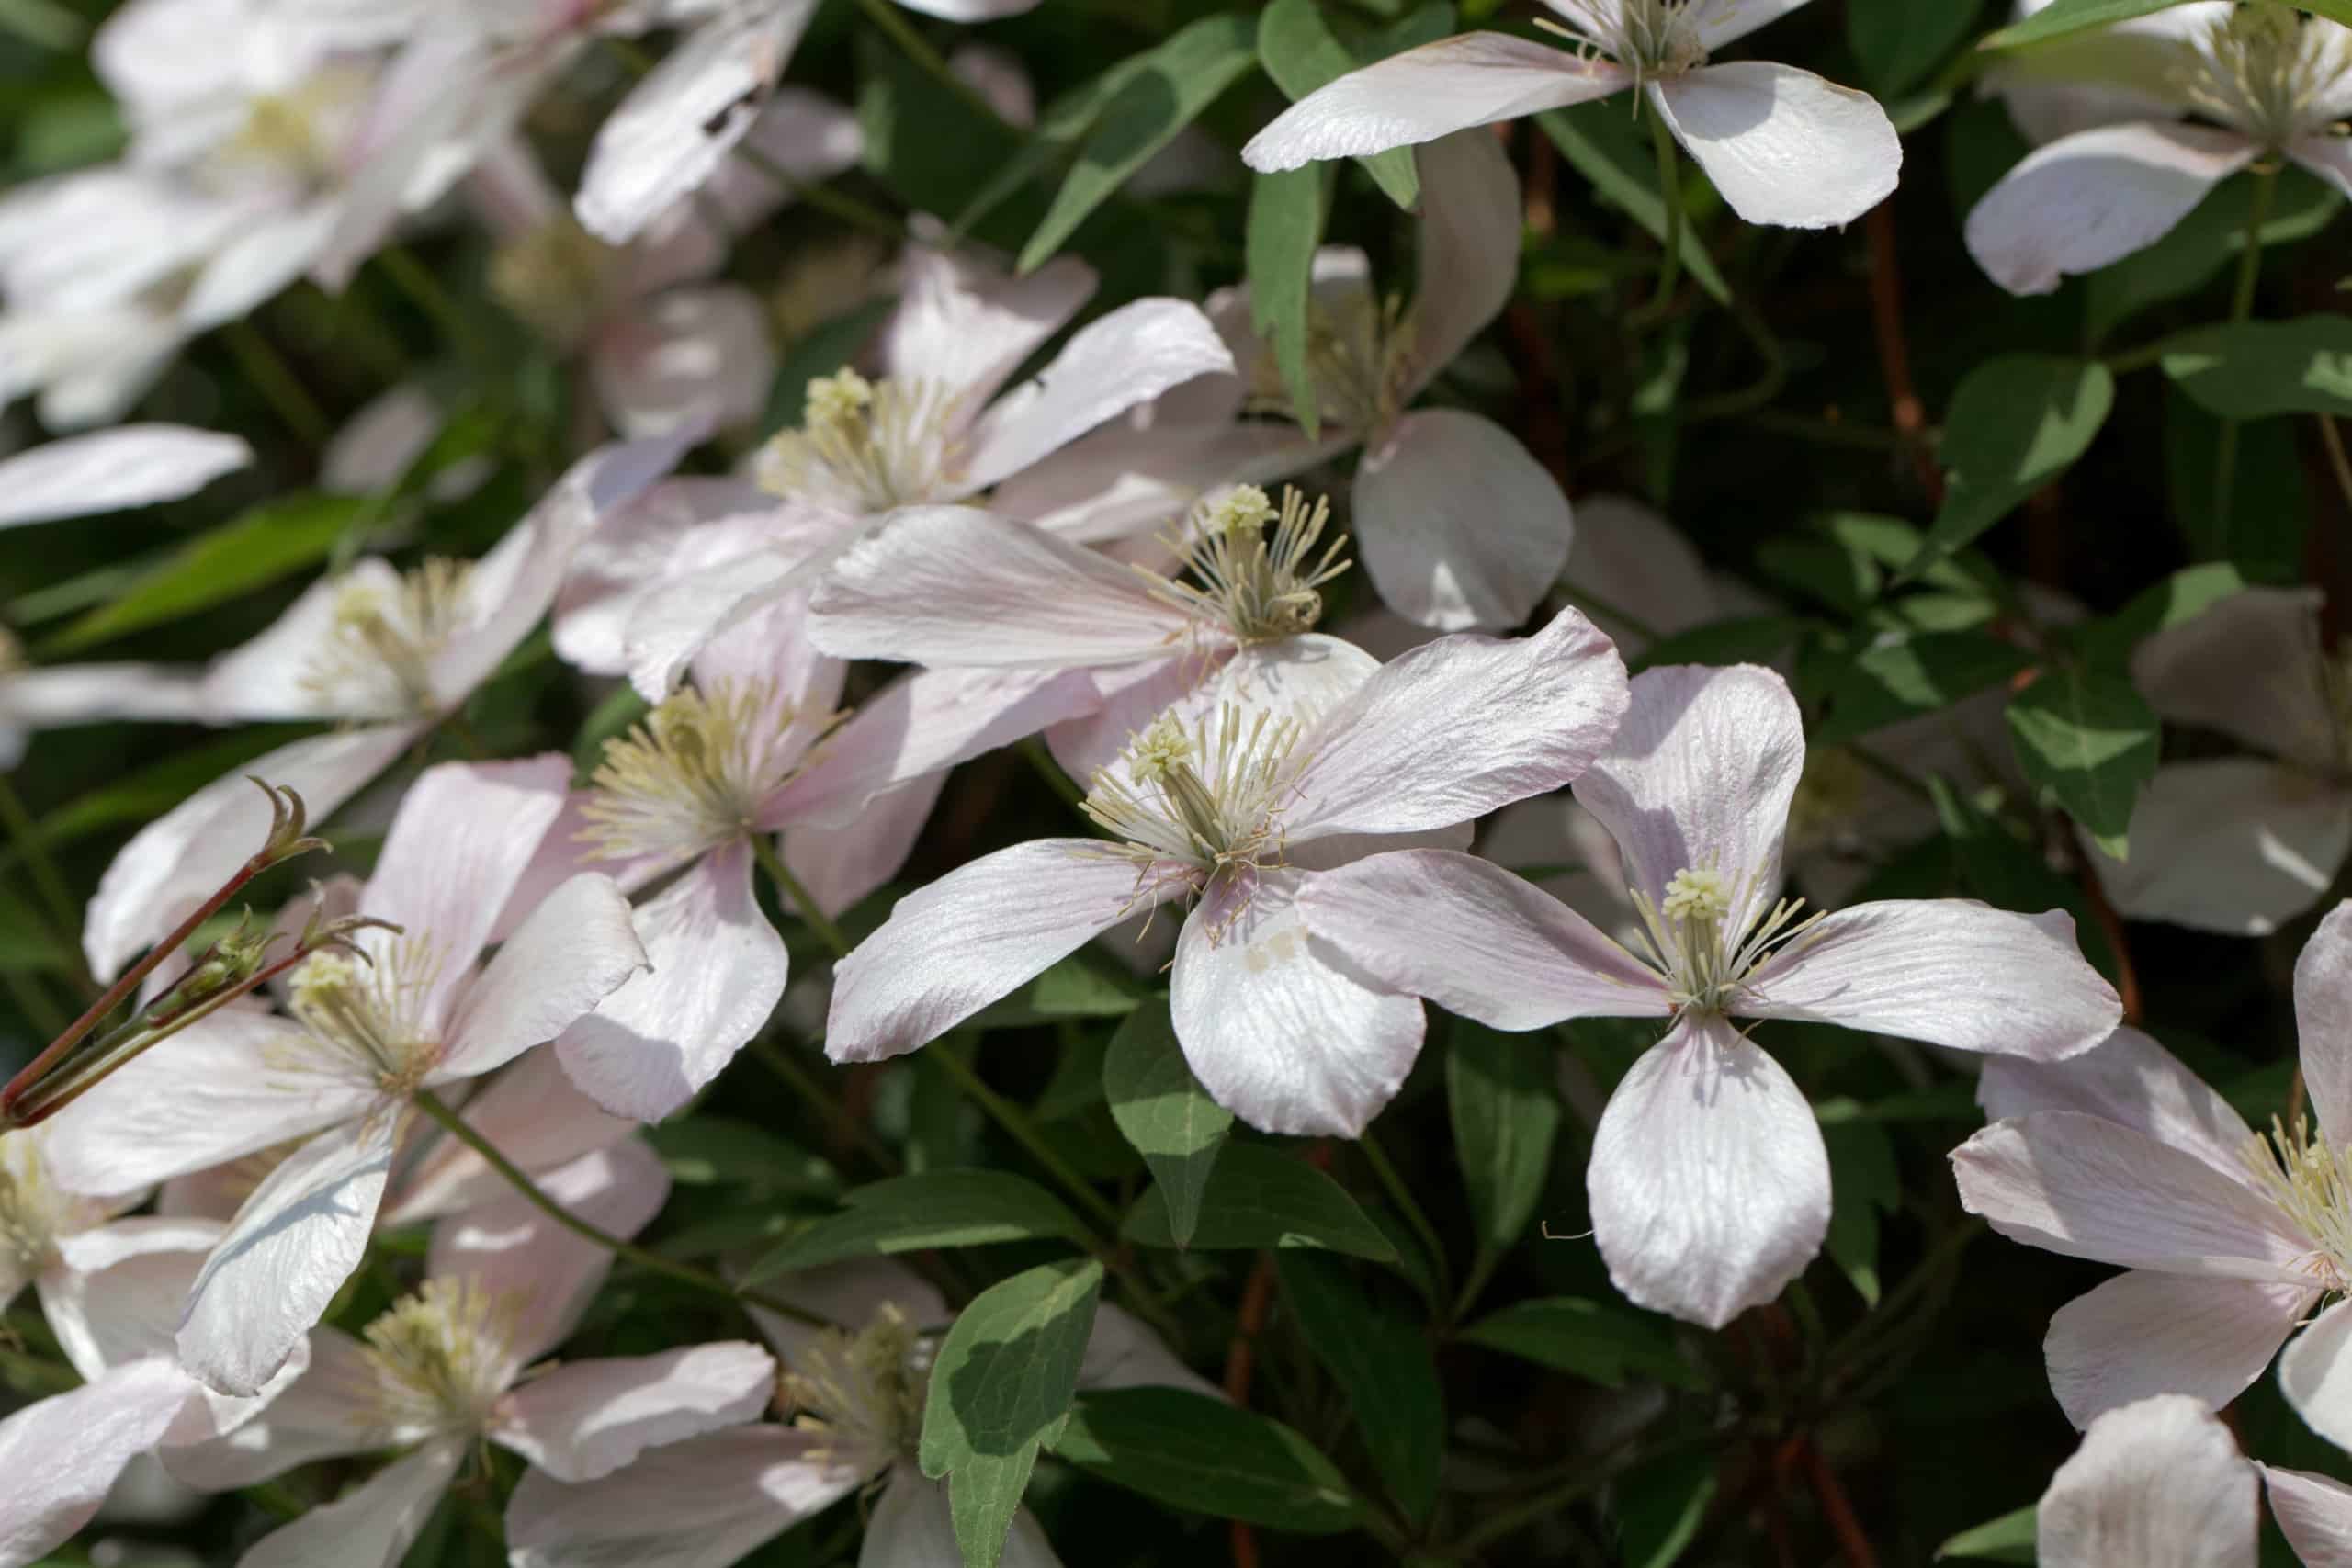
top-left (827, 606), bottom-right (1630, 1136)
top-left (1241, 0), bottom-right (1899, 230)
top-left (2266, 1462), bottom-right (2352, 1566)
top-left (2036, 1394), bottom-right (2258, 1568)
top-left (1300, 663), bottom-right (2120, 1325)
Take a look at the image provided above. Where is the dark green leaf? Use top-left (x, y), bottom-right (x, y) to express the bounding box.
top-left (1822, 1119), bottom-right (1899, 1307)
top-left (1937, 1504), bottom-right (2038, 1562)
top-left (1247, 166), bottom-right (1326, 441)
top-left (2165, 387), bottom-right (2308, 582)
top-left (967, 953), bottom-right (1145, 1031)
top-left (1618, 1447), bottom-right (1720, 1568)
top-left (1537, 107), bottom-right (1730, 306)
top-left (2162, 316), bottom-right (2352, 421)
top-left (1275, 1252), bottom-right (1443, 1519)
top-left (2073, 563), bottom-right (2248, 669)
top-left (764, 296), bottom-right (899, 437)
top-left (2086, 167), bottom-right (2340, 343)
top-left (1927, 775), bottom-right (2119, 981)
top-left (1102, 998), bottom-right (1232, 1248)
top-left (1256, 0), bottom-right (1426, 208)
top-left (1124, 1142), bottom-right (1396, 1261)
top-left (1898, 356), bottom-right (2113, 582)
top-left (742, 1170), bottom-right (1088, 1282)
top-left (23, 727), bottom-right (312, 856)
top-left (1052, 1388), bottom-right (1362, 1532)
top-left (1457, 1298), bottom-right (1700, 1389)
top-left (1814, 632), bottom-right (2034, 747)
top-left (2005, 669), bottom-right (2160, 858)
top-left (1981, 0), bottom-right (2194, 51)
top-left (1447, 1022), bottom-right (1560, 1253)
top-left (642, 1117), bottom-right (840, 1195)
top-left (1847, 0), bottom-right (1984, 96)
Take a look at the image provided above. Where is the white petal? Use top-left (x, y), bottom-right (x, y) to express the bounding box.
top-left (2044, 1271), bottom-right (2310, 1429)
top-left (557, 844), bottom-right (787, 1122)
top-left (493, 1340), bottom-right (775, 1483)
top-left (178, 1117), bottom-right (397, 1397)
top-left (624, 88), bottom-right (866, 294)
top-left (1242, 33), bottom-right (1627, 170)
top-left (2282, 1298), bottom-right (2352, 1453)
top-left (0, 1359), bottom-right (196, 1568)
top-left (1652, 63), bottom-right (1900, 230)
top-left (881, 243), bottom-right (1095, 415)
top-left (989, 422), bottom-right (1340, 546)
top-left (808, 504), bottom-right (1195, 667)
top-left (2037, 1395), bottom-right (2255, 1568)
top-left (624, 539), bottom-right (814, 701)
top-left (1686, 0), bottom-right (1813, 51)
top-left (1291, 605), bottom-right (1627, 841)
top-left (2132, 587), bottom-right (2335, 773)
top-left (2092, 761), bottom-right (2351, 936)
top-left (1295, 849), bottom-right (1668, 1028)
top-left (1, 661), bottom-right (209, 729)
top-left (1739, 899), bottom-right (2119, 1059)
top-left (959, 299), bottom-right (1237, 494)
top-left (164, 1328), bottom-right (386, 1489)
top-left (200, 563), bottom-right (395, 721)
top-left (779, 770), bottom-right (946, 919)
top-left (827, 840), bottom-right (1181, 1063)
top-left (1351, 410), bottom-right (1575, 631)
top-left (748, 1258), bottom-right (949, 1372)
top-left (2303, 902), bottom-right (2352, 1155)
top-left (1587, 1011), bottom-right (1829, 1328)
top-left (2291, 130), bottom-right (2352, 204)
top-left (437, 873), bottom-right (648, 1081)
top-left (0, 425), bottom-right (249, 529)
top-left (1045, 656), bottom-right (1216, 782)
top-left (237, 1440), bottom-right (464, 1568)
top-left (592, 285), bottom-right (779, 438)
top-left (1404, 130), bottom-right (1521, 392)
top-left (507, 1427), bottom-right (867, 1568)
top-left (381, 1049), bottom-right (635, 1226)
top-left (1572, 663), bottom-right (1804, 945)
top-left (1169, 869), bottom-right (1425, 1138)
top-left (1978, 1026), bottom-right (2256, 1187)
top-left (1951, 1112), bottom-right (2312, 1279)
top-left (1557, 494), bottom-right (1721, 660)
top-left (1963, 120), bottom-right (2256, 296)
top-left (1080, 1303), bottom-right (1223, 1401)
top-left (555, 480), bottom-right (783, 677)
top-left (182, 202), bottom-right (337, 331)
top-left (898, 0), bottom-right (1040, 17)
top-left (2261, 1464), bottom-right (2352, 1568)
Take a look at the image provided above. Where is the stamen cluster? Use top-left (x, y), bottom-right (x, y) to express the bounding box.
top-left (1081, 705), bottom-right (1308, 886)
top-left (579, 680), bottom-right (823, 863)
top-left (1250, 289), bottom-right (1419, 436)
top-left (2185, 5), bottom-right (2352, 147)
top-left (1627, 863), bottom-right (1825, 1016)
top-left (755, 367), bottom-right (962, 513)
top-left (302, 558), bottom-right (476, 716)
top-left (2244, 1113), bottom-right (2352, 1293)
top-left (1537, 0), bottom-right (1711, 79)
top-left (1147, 486), bottom-right (1351, 645)
top-left (358, 1278), bottom-right (524, 1438)
top-left (776, 1304), bottom-right (927, 1468)
top-left (286, 941), bottom-right (440, 1095)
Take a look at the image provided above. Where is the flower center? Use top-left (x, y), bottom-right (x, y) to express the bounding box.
top-left (1537, 0), bottom-right (1710, 78)
top-left (1146, 486), bottom-right (1351, 647)
top-left (0, 1134), bottom-right (83, 1280)
top-left (2244, 1114), bottom-right (2352, 1292)
top-left (1081, 705), bottom-right (1309, 891)
top-left (579, 680), bottom-right (828, 863)
top-left (301, 558), bottom-right (476, 716)
top-left (491, 217), bottom-right (620, 349)
top-left (754, 367), bottom-right (964, 514)
top-left (216, 65), bottom-right (370, 190)
top-left (1783, 745), bottom-right (1873, 855)
top-left (359, 1278), bottom-right (523, 1438)
top-left (1250, 288), bottom-right (1417, 436)
top-left (777, 1305), bottom-right (927, 1468)
top-left (2185, 6), bottom-right (2352, 147)
top-left (1626, 863), bottom-right (1824, 1015)
top-left (287, 942), bottom-right (442, 1097)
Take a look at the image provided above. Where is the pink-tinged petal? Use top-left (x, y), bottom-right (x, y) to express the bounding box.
top-left (0, 425), bottom-right (250, 529)
top-left (0, 1359), bottom-right (196, 1568)
top-left (1404, 131), bottom-right (1521, 394)
top-left (85, 721), bottom-right (426, 981)
top-left (2262, 1465), bottom-right (2352, 1568)
top-left (492, 1340), bottom-right (775, 1483)
top-left (989, 423), bottom-right (1342, 546)
top-left (2282, 1298), bottom-right (2352, 1454)
top-left (2132, 587), bottom-right (2335, 773)
top-left (2302, 903), bottom-right (2352, 1154)
top-left (1046, 656), bottom-right (1213, 782)
top-left (626, 545), bottom-right (816, 702)
top-left (555, 479), bottom-right (781, 677)
top-left (1169, 869), bottom-right (1425, 1138)
top-left (506, 1426), bottom-right (869, 1568)
top-left (1558, 494), bottom-right (1720, 660)
top-left (182, 202), bottom-right (338, 331)
top-left (2291, 130), bottom-right (2352, 203)
top-left (383, 1049), bottom-right (634, 1225)
top-left (2038, 1395), bottom-right (2255, 1568)
top-left (949, 41), bottom-right (1037, 126)
top-left (1951, 1111), bottom-right (2312, 1279)
top-left (1290, 605), bottom-right (1628, 841)
top-left (1573, 663), bottom-right (1804, 945)
top-left (1182, 633), bottom-right (1380, 735)
top-left (592, 285), bottom-right (778, 438)
top-left (1242, 33), bottom-right (1627, 170)
top-left (1351, 410), bottom-right (1575, 632)
top-left (1685, 0), bottom-right (1813, 51)
top-left (747, 1258), bottom-right (949, 1372)
top-left (779, 770), bottom-right (946, 919)
top-left (1963, 120), bottom-right (2256, 296)
top-left (1739, 900), bottom-right (2119, 1060)
top-left (436, 873), bottom-right (647, 1081)
top-left (557, 843), bottom-right (787, 1122)
top-left (1651, 63), bottom-right (1899, 229)
top-left (691, 574), bottom-right (845, 727)
top-left (827, 840), bottom-right (1181, 1064)
top-left (429, 1138), bottom-right (672, 1365)
top-left (1978, 1026), bottom-right (2256, 1187)
top-left (164, 1328), bottom-right (388, 1488)
top-left (2043, 1271), bottom-right (2311, 1429)
top-left (40, 1218), bottom-right (221, 1379)
top-left (199, 562), bottom-right (397, 721)
top-left (179, 1116), bottom-right (398, 1397)
top-left (881, 243), bottom-right (1095, 415)
top-left (898, 0), bottom-right (1039, 17)
top-left (625, 88), bottom-right (867, 295)
top-left (1295, 849), bottom-right (1668, 1028)
top-left (808, 504), bottom-right (1196, 667)
top-left (573, 0), bottom-right (819, 244)
top-left (1586, 1012), bottom-right (1829, 1326)
top-left (958, 299), bottom-right (1238, 494)
top-left (2092, 761), bottom-right (2351, 937)
top-left (362, 754), bottom-right (571, 1032)
top-left (860, 1468), bottom-right (1066, 1568)
top-left (236, 1439), bottom-right (465, 1568)
top-left (3, 662), bottom-right (209, 729)
top-left (1080, 1303), bottom-right (1223, 1401)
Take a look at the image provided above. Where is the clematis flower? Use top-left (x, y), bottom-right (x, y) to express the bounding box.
top-left (162, 1138), bottom-right (776, 1568)
top-left (2266, 1462), bottom-right (2352, 1565)
top-left (1240, 1), bottom-right (1900, 231)
top-left (45, 756), bottom-right (647, 1395)
top-left (1298, 663), bottom-right (2121, 1326)
top-left (1981, 0), bottom-right (2206, 145)
top-left (504, 1258), bottom-right (1216, 1568)
top-left (1966, 3), bottom-right (2352, 294)
top-left (81, 428), bottom-right (688, 981)
top-left (826, 605), bottom-right (1630, 1136)
top-left (2034, 1394), bottom-right (2258, 1568)
top-left (0, 424), bottom-right (250, 528)
top-left (2087, 586), bottom-right (2352, 936)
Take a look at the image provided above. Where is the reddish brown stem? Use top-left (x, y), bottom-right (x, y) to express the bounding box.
top-left (1798, 1438), bottom-right (1881, 1568)
top-left (1864, 199), bottom-right (1941, 502)
top-left (1222, 1253), bottom-right (1280, 1568)
top-left (2075, 857), bottom-right (2145, 1027)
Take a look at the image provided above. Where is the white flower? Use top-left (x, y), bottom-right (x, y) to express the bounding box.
top-left (1300, 663), bottom-right (2120, 1325)
top-left (1240, 0), bottom-right (1900, 230)
top-left (2035, 1394), bottom-right (2258, 1568)
top-left (1966, 3), bottom-right (2352, 294)
top-left (826, 606), bottom-right (1630, 1136)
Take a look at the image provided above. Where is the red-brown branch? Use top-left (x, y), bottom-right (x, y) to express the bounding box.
top-left (1864, 199), bottom-right (1941, 502)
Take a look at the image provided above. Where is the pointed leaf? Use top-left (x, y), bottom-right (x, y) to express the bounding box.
top-left (1103, 998), bottom-right (1233, 1248)
top-left (1052, 1388), bottom-right (1362, 1532)
top-left (1123, 1143), bottom-right (1396, 1261)
top-left (1447, 1021), bottom-right (1561, 1253)
top-left (741, 1170), bottom-right (1087, 1282)
top-left (2161, 316), bottom-right (2352, 422)
top-left (1457, 1297), bottom-right (1700, 1390)
top-left (2004, 668), bottom-right (2160, 860)
top-left (1275, 1252), bottom-right (1442, 1520)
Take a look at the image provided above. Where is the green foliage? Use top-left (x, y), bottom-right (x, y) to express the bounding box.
top-left (1275, 1251), bottom-right (1443, 1518)
top-left (743, 1170), bottom-right (1089, 1281)
top-left (2004, 669), bottom-right (2160, 859)
top-left (1124, 1142), bottom-right (1397, 1260)
top-left (1102, 998), bottom-right (1232, 1247)
top-left (1052, 1388), bottom-right (1363, 1532)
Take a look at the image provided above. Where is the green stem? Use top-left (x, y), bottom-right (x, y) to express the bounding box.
top-left (378, 245), bottom-right (472, 351)
top-left (222, 321), bottom-right (331, 450)
top-left (750, 1036), bottom-right (900, 1175)
top-left (1637, 108), bottom-right (1685, 321)
top-left (1359, 1130), bottom-right (1453, 1309)
top-left (2212, 162), bottom-right (2280, 544)
top-left (1450, 1242), bottom-right (1503, 1327)
top-left (750, 833), bottom-right (854, 960)
top-left (928, 1043), bottom-right (1127, 1235)
top-left (0, 774), bottom-right (89, 996)
top-left (732, 141), bottom-right (907, 242)
top-left (854, 0), bottom-right (1023, 134)
top-left (1020, 737), bottom-right (1086, 811)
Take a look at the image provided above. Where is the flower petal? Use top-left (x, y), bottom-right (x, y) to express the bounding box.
top-left (861, 1468), bottom-right (1065, 1568)
top-left (1650, 63), bottom-right (1899, 230)
top-left (1291, 605), bottom-right (1627, 841)
top-left (236, 1439), bottom-right (464, 1568)
top-left (1242, 33), bottom-right (1627, 170)
top-left (164, 1328), bottom-right (387, 1489)
top-left (1080, 1303), bottom-right (1223, 1401)
top-left (553, 478), bottom-right (775, 677)
top-left (1686, 0), bottom-right (1813, 51)
top-left (492, 1340), bottom-right (776, 1483)
top-left (2037, 1395), bottom-right (2255, 1568)
top-left (1351, 410), bottom-right (1575, 632)
top-left (0, 1359), bottom-right (197, 1568)
top-left (1170, 868), bottom-right (1425, 1137)
top-left (2091, 760), bottom-right (2351, 936)
top-left (779, 770), bottom-right (947, 919)
top-left (592, 285), bottom-right (779, 438)
top-left (1555, 494), bottom-right (1721, 660)
top-left (381, 1049), bottom-right (635, 1226)
top-left (2281, 1298), bottom-right (2352, 1454)
top-left (557, 843), bottom-right (788, 1122)
top-left (2044, 1271), bottom-right (2310, 1429)
top-left (827, 840), bottom-right (1181, 1064)
top-left (1295, 849), bottom-right (1668, 1028)
top-left (2291, 130), bottom-right (2352, 205)
top-left (2301, 901), bottom-right (2352, 1155)
top-left (437, 873), bottom-right (648, 1082)
top-left (1978, 1026), bottom-right (2256, 1188)
top-left (1963, 120), bottom-right (2255, 296)
top-left (882, 243), bottom-right (1095, 415)
top-left (0, 425), bottom-right (250, 529)
top-left (1587, 1011), bottom-right (1829, 1327)
top-left (1403, 131), bottom-right (1520, 393)
top-left (2261, 1464), bottom-right (2352, 1568)
top-left (2132, 587), bottom-right (2335, 773)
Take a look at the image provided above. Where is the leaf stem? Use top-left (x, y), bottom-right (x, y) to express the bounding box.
top-left (1636, 108), bottom-right (1684, 321)
top-left (1358, 1128), bottom-right (1453, 1309)
top-left (2213, 162), bottom-right (2281, 543)
top-left (749, 1036), bottom-right (900, 1175)
top-left (928, 1043), bottom-right (1126, 1235)
top-left (750, 833), bottom-right (854, 961)
top-left (222, 321), bottom-right (331, 451)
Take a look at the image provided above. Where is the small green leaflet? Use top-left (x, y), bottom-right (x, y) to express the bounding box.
top-left (1979, 0), bottom-right (2195, 51)
top-left (2161, 316), bottom-right (2352, 421)
top-left (1123, 1142), bottom-right (1396, 1261)
top-left (1102, 998), bottom-right (1232, 1247)
top-left (1897, 356), bottom-right (2114, 584)
top-left (741, 1169), bottom-right (1088, 1282)
top-left (1052, 1388), bottom-right (1362, 1532)
top-left (2005, 668), bottom-right (2159, 860)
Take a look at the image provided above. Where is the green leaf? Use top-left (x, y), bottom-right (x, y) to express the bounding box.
top-left (1814, 632), bottom-right (2034, 747)
top-left (1102, 998), bottom-right (1232, 1248)
top-left (2086, 167), bottom-right (2340, 343)
top-left (1124, 1142), bottom-right (1396, 1261)
top-left (919, 1258), bottom-right (1103, 1568)
top-left (1628, 615), bottom-right (1804, 673)
top-left (1256, 0), bottom-right (1426, 208)
top-left (1898, 356), bottom-right (2114, 583)
top-left (741, 1170), bottom-right (1088, 1282)
top-left (42, 493), bottom-right (364, 654)
top-left (572, 684), bottom-right (650, 775)
top-left (1822, 1119), bottom-right (1899, 1307)
top-left (1847, 0), bottom-right (1984, 96)
top-left (1980, 0), bottom-right (2193, 51)
top-left (2005, 669), bottom-right (2160, 859)
top-left (2161, 316), bottom-right (2352, 421)
top-left (0, 885), bottom-right (74, 973)
top-left (1457, 1298), bottom-right (1700, 1390)
top-left (967, 953), bottom-right (1145, 1030)
top-left (2073, 563), bottom-right (2247, 669)
top-left (1926, 775), bottom-right (2119, 982)
top-left (2303, 0), bottom-right (2352, 25)
top-left (1537, 106), bottom-right (1730, 306)
top-left (2165, 387), bottom-right (2308, 582)
top-left (1618, 1447), bottom-right (1720, 1568)
top-left (1019, 13), bottom-right (1259, 273)
top-left (1247, 166), bottom-right (1326, 441)
top-left (1447, 1022), bottom-right (1560, 1253)
top-left (1275, 1253), bottom-right (1443, 1520)
top-left (642, 1117), bottom-right (840, 1195)
top-left (1937, 1504), bottom-right (2038, 1562)
top-left (1052, 1388), bottom-right (1362, 1532)
top-left (17, 727), bottom-right (311, 858)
